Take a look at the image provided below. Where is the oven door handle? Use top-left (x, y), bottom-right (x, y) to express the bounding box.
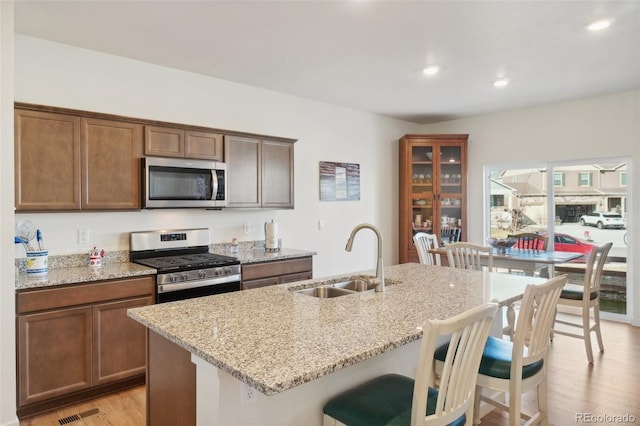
top-left (158, 274), bottom-right (241, 293)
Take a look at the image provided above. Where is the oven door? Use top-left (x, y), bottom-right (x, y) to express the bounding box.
top-left (143, 157), bottom-right (226, 209)
top-left (157, 278), bottom-right (240, 303)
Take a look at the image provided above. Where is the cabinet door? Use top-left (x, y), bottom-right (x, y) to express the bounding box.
top-left (185, 130), bottom-right (224, 160)
top-left (18, 306), bottom-right (92, 406)
top-left (262, 140), bottom-right (294, 208)
top-left (14, 109), bottom-right (81, 211)
top-left (82, 118), bottom-right (143, 209)
top-left (144, 125), bottom-right (185, 157)
top-left (225, 135), bottom-right (261, 207)
top-left (93, 296), bottom-right (154, 385)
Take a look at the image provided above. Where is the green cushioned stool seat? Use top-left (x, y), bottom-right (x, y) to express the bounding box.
top-left (435, 336), bottom-right (543, 380)
top-left (560, 289), bottom-right (598, 301)
top-left (322, 373), bottom-right (465, 426)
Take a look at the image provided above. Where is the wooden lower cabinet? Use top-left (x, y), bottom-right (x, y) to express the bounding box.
top-left (16, 276), bottom-right (154, 418)
top-left (147, 330), bottom-right (196, 426)
top-left (241, 257), bottom-right (313, 290)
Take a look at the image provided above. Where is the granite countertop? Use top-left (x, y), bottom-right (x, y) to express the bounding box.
top-left (127, 263), bottom-right (545, 396)
top-left (210, 243), bottom-right (316, 264)
top-left (15, 243), bottom-right (315, 291)
top-left (15, 262), bottom-right (156, 291)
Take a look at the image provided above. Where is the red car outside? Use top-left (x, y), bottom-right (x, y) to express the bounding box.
top-left (513, 232), bottom-right (595, 262)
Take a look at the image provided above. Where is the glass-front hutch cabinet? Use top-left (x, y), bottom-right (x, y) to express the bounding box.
top-left (399, 134), bottom-right (468, 263)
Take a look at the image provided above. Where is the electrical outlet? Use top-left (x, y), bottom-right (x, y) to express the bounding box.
top-left (243, 223), bottom-right (251, 234)
top-left (78, 229), bottom-right (90, 244)
top-left (240, 382), bottom-right (258, 406)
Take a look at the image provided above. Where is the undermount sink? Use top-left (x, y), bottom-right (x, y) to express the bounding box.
top-left (294, 278), bottom-right (379, 298)
top-left (295, 286), bottom-right (355, 298)
top-left (332, 279), bottom-right (378, 292)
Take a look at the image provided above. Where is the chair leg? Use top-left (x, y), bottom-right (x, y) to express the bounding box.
top-left (473, 385), bottom-right (482, 425)
top-left (593, 305), bottom-right (605, 354)
top-left (509, 382), bottom-right (523, 426)
top-left (582, 308), bottom-right (594, 364)
top-left (537, 373), bottom-right (549, 426)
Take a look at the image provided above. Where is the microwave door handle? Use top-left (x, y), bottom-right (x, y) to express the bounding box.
top-left (211, 169), bottom-right (219, 201)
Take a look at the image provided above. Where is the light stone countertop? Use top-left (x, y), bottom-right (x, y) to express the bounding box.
top-left (127, 263), bottom-right (546, 396)
top-left (15, 262), bottom-right (156, 291)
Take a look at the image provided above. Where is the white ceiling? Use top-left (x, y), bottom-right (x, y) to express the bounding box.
top-left (13, 0), bottom-right (640, 124)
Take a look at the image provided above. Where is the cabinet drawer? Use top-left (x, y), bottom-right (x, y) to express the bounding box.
top-left (17, 276), bottom-right (155, 314)
top-left (242, 276), bottom-right (281, 290)
top-left (280, 272), bottom-right (313, 284)
top-left (241, 257), bottom-right (312, 281)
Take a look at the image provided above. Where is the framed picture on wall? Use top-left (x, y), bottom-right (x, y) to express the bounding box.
top-left (319, 161), bottom-right (360, 201)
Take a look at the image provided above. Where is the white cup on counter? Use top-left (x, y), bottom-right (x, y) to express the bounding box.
top-left (26, 250), bottom-right (48, 275)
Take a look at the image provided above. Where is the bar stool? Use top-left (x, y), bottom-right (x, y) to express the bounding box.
top-left (322, 303), bottom-right (498, 426)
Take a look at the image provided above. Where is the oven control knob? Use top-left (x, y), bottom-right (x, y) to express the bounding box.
top-left (169, 274), bottom-right (178, 283)
top-left (214, 268), bottom-right (222, 276)
top-left (224, 267), bottom-right (233, 274)
top-left (180, 273), bottom-right (189, 281)
top-left (198, 270), bottom-right (206, 278)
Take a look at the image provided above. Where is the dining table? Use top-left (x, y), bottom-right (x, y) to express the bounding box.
top-left (430, 247), bottom-right (585, 277)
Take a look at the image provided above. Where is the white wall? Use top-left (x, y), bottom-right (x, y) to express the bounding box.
top-left (421, 90), bottom-right (640, 325)
top-left (0, 3), bottom-right (17, 426)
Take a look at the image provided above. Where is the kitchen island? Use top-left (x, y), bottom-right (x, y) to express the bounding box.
top-left (128, 263), bottom-right (547, 425)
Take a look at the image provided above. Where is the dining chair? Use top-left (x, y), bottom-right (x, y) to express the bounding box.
top-left (459, 275), bottom-right (566, 426)
top-left (445, 242), bottom-right (493, 271)
top-left (507, 233), bottom-right (548, 251)
top-left (413, 232), bottom-right (441, 266)
top-left (506, 232), bottom-right (549, 276)
top-left (323, 303), bottom-right (499, 426)
top-left (441, 227), bottom-right (462, 245)
top-left (552, 242), bottom-right (612, 363)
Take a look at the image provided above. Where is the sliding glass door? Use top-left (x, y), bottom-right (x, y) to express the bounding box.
top-left (486, 160), bottom-right (629, 317)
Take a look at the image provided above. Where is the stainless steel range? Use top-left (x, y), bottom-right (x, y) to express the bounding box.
top-left (130, 228), bottom-right (241, 303)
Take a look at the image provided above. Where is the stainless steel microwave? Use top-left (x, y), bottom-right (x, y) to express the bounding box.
top-left (143, 157), bottom-right (227, 209)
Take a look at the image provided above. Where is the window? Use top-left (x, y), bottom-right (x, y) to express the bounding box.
top-left (553, 172), bottom-right (564, 187)
top-left (490, 194), bottom-right (504, 207)
top-left (486, 159), bottom-right (630, 319)
top-left (578, 172), bottom-right (591, 187)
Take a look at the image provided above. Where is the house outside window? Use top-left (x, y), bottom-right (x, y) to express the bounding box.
top-left (578, 172), bottom-right (591, 187)
top-left (620, 172), bottom-right (627, 186)
top-left (553, 172), bottom-right (564, 187)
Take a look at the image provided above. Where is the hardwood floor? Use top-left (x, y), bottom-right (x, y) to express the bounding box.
top-left (19, 316), bottom-right (639, 426)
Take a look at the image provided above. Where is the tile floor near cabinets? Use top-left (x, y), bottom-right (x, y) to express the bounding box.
top-left (19, 316), bottom-right (640, 426)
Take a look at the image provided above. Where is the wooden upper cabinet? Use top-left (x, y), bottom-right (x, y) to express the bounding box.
top-left (82, 118), bottom-right (143, 210)
top-left (225, 136), bottom-right (295, 209)
top-left (225, 135), bottom-right (261, 207)
top-left (262, 140), bottom-right (294, 208)
top-left (15, 109), bottom-right (82, 210)
top-left (15, 107), bottom-right (143, 211)
top-left (185, 130), bottom-right (223, 160)
top-left (145, 125), bottom-right (223, 160)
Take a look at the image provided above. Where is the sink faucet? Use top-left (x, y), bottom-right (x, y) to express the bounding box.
top-left (345, 223), bottom-right (385, 292)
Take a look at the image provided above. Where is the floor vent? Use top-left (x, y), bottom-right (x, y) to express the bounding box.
top-left (58, 408), bottom-right (100, 425)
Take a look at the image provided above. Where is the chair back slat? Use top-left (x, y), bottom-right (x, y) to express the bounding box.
top-left (445, 242), bottom-right (493, 271)
top-left (413, 232), bottom-right (441, 266)
top-left (507, 233), bottom-right (548, 250)
top-left (584, 242), bottom-right (612, 294)
top-left (411, 303), bottom-right (498, 426)
top-left (513, 275), bottom-right (566, 366)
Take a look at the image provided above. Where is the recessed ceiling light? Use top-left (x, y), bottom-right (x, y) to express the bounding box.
top-left (587, 19), bottom-right (612, 31)
top-left (493, 78), bottom-right (509, 88)
top-left (422, 66), bottom-right (440, 76)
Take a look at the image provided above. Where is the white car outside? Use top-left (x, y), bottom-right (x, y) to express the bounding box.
top-left (579, 212), bottom-right (625, 229)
